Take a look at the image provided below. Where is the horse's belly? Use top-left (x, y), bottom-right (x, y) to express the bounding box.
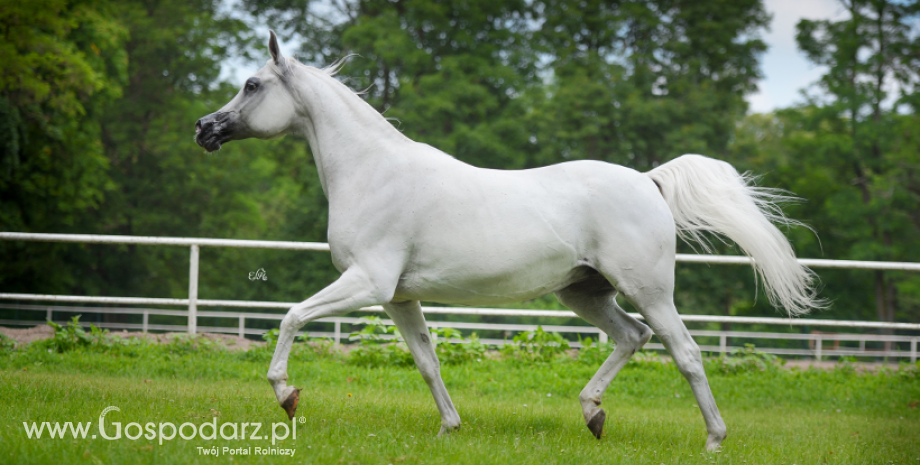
top-left (392, 253), bottom-right (592, 306)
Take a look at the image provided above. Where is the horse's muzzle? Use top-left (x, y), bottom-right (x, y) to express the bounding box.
top-left (195, 111), bottom-right (236, 152)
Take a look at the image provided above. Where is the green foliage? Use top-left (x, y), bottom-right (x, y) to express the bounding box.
top-left (38, 316), bottom-right (246, 358)
top-left (157, 333), bottom-right (226, 356)
top-left (297, 333), bottom-right (337, 358)
top-left (261, 328), bottom-right (280, 348)
top-left (0, 0), bottom-right (128, 295)
top-left (347, 316), bottom-right (398, 343)
top-left (575, 337), bottom-right (668, 369)
top-left (727, 0), bottom-right (920, 323)
top-left (575, 336), bottom-right (615, 365)
top-left (346, 320), bottom-right (489, 367)
top-left (501, 326), bottom-right (571, 363)
top-left (432, 327), bottom-right (489, 365)
top-left (347, 317), bottom-right (414, 368)
top-left (0, 331), bottom-right (16, 350)
top-left (528, 0), bottom-right (769, 170)
top-left (706, 344), bottom-right (783, 375)
top-left (44, 315), bottom-right (105, 352)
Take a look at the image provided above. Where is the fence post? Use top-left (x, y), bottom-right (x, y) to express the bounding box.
top-left (46, 307), bottom-right (52, 322)
top-left (142, 311), bottom-right (149, 333)
top-left (719, 334), bottom-right (727, 357)
top-left (188, 244), bottom-right (199, 335)
top-left (911, 338), bottom-right (917, 364)
top-left (815, 334), bottom-right (822, 361)
top-left (334, 320), bottom-right (341, 345)
top-left (238, 316), bottom-right (245, 338)
top-left (598, 330), bottom-right (608, 345)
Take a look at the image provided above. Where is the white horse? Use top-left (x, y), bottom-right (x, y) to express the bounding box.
top-left (195, 31), bottom-right (821, 451)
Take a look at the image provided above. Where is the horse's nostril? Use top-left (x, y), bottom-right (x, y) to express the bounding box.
top-left (195, 120), bottom-right (202, 134)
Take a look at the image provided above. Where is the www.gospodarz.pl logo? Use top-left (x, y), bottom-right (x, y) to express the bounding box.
top-left (22, 406), bottom-right (300, 456)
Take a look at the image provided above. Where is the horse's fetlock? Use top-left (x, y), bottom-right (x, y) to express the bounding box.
top-left (266, 368), bottom-right (287, 384)
top-left (579, 391), bottom-right (601, 407)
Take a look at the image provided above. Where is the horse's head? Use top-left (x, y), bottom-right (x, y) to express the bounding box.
top-left (195, 31), bottom-right (298, 152)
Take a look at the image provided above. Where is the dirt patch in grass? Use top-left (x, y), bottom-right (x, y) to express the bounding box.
top-left (0, 325), bottom-right (262, 351)
top-left (0, 325), bottom-right (54, 345)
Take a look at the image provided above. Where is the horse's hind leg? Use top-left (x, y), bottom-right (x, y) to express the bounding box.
top-left (383, 300), bottom-right (461, 436)
top-left (637, 298), bottom-right (726, 450)
top-left (556, 275), bottom-right (652, 439)
top-left (606, 261), bottom-right (727, 451)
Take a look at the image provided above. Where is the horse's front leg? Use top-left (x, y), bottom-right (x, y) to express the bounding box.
top-left (384, 301), bottom-right (461, 435)
top-left (267, 267), bottom-right (393, 419)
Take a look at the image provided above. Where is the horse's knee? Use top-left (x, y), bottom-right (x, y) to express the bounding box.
top-left (280, 311), bottom-right (302, 332)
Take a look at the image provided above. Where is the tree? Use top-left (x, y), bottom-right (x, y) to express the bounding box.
top-left (790, 0), bottom-right (920, 327)
top-left (528, 0), bottom-right (769, 170)
top-left (246, 0), bottom-right (538, 169)
top-left (0, 0), bottom-right (127, 292)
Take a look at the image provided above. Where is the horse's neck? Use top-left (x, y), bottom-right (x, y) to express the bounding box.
top-left (293, 69), bottom-right (409, 199)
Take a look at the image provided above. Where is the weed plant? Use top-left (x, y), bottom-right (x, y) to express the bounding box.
top-left (500, 326), bottom-right (570, 363)
top-left (431, 327), bottom-right (488, 365)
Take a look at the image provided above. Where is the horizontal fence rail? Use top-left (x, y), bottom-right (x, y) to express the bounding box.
top-left (3, 293), bottom-right (920, 331)
top-left (4, 232), bottom-right (920, 271)
top-left (1, 303), bottom-right (916, 362)
top-left (2, 232), bottom-right (919, 362)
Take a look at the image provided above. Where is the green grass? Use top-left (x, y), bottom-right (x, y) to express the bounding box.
top-left (1, 342), bottom-right (919, 465)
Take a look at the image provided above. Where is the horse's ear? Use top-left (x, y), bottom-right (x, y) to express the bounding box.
top-left (269, 30), bottom-right (284, 66)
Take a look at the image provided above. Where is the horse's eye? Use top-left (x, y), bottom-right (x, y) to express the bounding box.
top-left (245, 79), bottom-right (260, 93)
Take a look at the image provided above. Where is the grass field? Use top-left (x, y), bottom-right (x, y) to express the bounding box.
top-left (1, 336), bottom-right (919, 465)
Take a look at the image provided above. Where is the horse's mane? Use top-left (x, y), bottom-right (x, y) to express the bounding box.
top-left (268, 54), bottom-right (356, 78)
top-left (275, 54), bottom-right (399, 127)
top-left (321, 55), bottom-right (357, 77)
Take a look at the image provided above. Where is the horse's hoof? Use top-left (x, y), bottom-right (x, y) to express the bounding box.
top-left (705, 431), bottom-right (726, 452)
top-left (280, 388), bottom-right (301, 420)
top-left (587, 409), bottom-right (606, 439)
top-left (437, 423), bottom-right (461, 437)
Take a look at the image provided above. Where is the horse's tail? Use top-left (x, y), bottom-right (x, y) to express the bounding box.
top-left (645, 154), bottom-right (824, 317)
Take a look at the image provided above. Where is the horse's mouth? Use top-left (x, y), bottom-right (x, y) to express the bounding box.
top-left (195, 117), bottom-right (233, 152)
top-left (195, 129), bottom-right (230, 152)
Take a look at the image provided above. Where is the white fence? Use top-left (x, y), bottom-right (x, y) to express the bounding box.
top-left (2, 232), bottom-right (919, 361)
